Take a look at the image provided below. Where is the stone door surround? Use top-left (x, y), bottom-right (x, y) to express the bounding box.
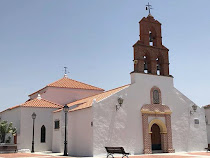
top-left (141, 104), bottom-right (175, 154)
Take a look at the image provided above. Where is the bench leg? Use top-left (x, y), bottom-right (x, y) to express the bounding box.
top-left (107, 153), bottom-right (114, 158)
top-left (122, 154), bottom-right (128, 158)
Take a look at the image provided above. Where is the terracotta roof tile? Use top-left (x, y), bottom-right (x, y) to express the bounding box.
top-left (68, 84), bottom-right (129, 112)
top-left (53, 84), bottom-right (129, 113)
top-left (29, 77), bottom-right (104, 96)
top-left (204, 104), bottom-right (210, 108)
top-left (20, 98), bottom-right (63, 108)
top-left (0, 105), bottom-right (21, 113)
top-left (48, 77), bottom-right (104, 90)
top-left (0, 98), bottom-right (63, 113)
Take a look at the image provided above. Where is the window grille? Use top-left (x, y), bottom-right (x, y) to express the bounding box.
top-left (153, 90), bottom-right (160, 104)
top-left (54, 120), bottom-right (60, 129)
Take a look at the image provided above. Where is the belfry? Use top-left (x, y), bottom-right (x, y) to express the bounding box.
top-left (133, 14), bottom-right (169, 76)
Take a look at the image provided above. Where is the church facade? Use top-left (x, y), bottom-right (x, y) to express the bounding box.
top-left (0, 14), bottom-right (208, 156)
top-left (62, 14), bottom-right (207, 156)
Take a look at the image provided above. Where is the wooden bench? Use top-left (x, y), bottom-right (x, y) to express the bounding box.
top-left (105, 147), bottom-right (129, 158)
top-left (205, 144), bottom-right (210, 152)
top-left (0, 144), bottom-right (17, 153)
top-left (205, 147), bottom-right (210, 152)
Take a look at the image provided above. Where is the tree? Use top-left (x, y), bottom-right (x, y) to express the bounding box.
top-left (0, 121), bottom-right (16, 143)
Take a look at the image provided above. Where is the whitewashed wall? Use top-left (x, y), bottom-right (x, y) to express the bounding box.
top-left (204, 108), bottom-right (210, 144)
top-left (30, 87), bottom-right (103, 105)
top-left (52, 111), bottom-right (64, 153)
top-left (19, 107), bottom-right (57, 151)
top-left (68, 108), bottom-right (93, 157)
top-left (92, 73), bottom-right (207, 156)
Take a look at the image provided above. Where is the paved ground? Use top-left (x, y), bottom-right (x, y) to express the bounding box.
top-left (0, 152), bottom-right (210, 158)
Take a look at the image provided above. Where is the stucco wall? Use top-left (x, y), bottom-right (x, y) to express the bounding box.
top-left (92, 73), bottom-right (207, 156)
top-left (19, 107), bottom-right (57, 151)
top-left (68, 108), bottom-right (93, 157)
top-left (171, 88), bottom-right (207, 152)
top-left (30, 87), bottom-right (103, 105)
top-left (52, 111), bottom-right (64, 153)
top-left (204, 108), bottom-right (210, 144)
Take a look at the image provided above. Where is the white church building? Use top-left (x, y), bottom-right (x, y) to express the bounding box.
top-left (0, 14), bottom-right (208, 157)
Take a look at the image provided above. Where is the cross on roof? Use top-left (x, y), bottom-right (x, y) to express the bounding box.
top-left (64, 67), bottom-right (69, 78)
top-left (146, 2), bottom-right (153, 15)
top-left (64, 67), bottom-right (68, 74)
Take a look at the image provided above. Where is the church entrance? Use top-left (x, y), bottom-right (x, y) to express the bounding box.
top-left (151, 123), bottom-right (161, 150)
top-left (141, 103), bottom-right (175, 154)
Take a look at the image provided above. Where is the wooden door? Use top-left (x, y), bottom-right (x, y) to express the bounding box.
top-left (151, 123), bottom-right (161, 150)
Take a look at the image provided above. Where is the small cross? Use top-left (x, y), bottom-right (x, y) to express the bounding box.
top-left (146, 2), bottom-right (153, 15)
top-left (64, 67), bottom-right (68, 74)
top-left (64, 67), bottom-right (69, 78)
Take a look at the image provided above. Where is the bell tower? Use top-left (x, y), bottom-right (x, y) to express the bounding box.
top-left (132, 14), bottom-right (170, 76)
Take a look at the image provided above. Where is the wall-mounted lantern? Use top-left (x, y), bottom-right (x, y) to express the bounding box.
top-left (190, 104), bottom-right (197, 115)
top-left (116, 97), bottom-right (124, 111)
top-left (133, 60), bottom-right (138, 65)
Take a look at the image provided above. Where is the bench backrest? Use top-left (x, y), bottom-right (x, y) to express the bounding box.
top-left (105, 147), bottom-right (126, 154)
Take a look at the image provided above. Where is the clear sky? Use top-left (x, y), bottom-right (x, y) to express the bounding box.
top-left (0, 0), bottom-right (210, 111)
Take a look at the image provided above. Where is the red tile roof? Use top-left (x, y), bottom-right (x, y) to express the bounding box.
top-left (29, 77), bottom-right (104, 96)
top-left (47, 77), bottom-right (104, 90)
top-left (53, 84), bottom-right (130, 113)
top-left (0, 98), bottom-right (63, 113)
top-left (203, 105), bottom-right (210, 108)
top-left (20, 98), bottom-right (63, 108)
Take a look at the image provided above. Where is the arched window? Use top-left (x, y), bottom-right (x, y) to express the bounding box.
top-left (41, 125), bottom-right (46, 143)
top-left (153, 90), bottom-right (160, 104)
top-left (151, 87), bottom-right (161, 104)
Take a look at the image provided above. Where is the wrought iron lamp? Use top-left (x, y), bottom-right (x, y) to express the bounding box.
top-left (116, 97), bottom-right (124, 111)
top-left (31, 112), bottom-right (36, 153)
top-left (190, 104), bottom-right (197, 115)
top-left (63, 104), bottom-right (69, 156)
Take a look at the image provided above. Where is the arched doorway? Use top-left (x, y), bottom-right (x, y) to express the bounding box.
top-left (141, 105), bottom-right (175, 154)
top-left (151, 124), bottom-right (161, 150)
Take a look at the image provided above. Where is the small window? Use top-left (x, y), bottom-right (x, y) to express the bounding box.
top-left (194, 119), bottom-right (199, 124)
top-left (54, 120), bottom-right (60, 129)
top-left (153, 90), bottom-right (160, 104)
top-left (205, 116), bottom-right (208, 124)
top-left (151, 87), bottom-right (161, 104)
top-left (41, 125), bottom-right (46, 143)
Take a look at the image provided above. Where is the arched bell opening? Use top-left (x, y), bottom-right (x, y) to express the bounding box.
top-left (143, 54), bottom-right (151, 74)
top-left (156, 54), bottom-right (164, 75)
top-left (149, 27), bottom-right (157, 46)
top-left (156, 58), bottom-right (161, 75)
top-left (144, 56), bottom-right (148, 73)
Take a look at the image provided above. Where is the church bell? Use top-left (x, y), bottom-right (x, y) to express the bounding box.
top-left (149, 32), bottom-right (153, 42)
top-left (144, 62), bottom-right (148, 70)
top-left (157, 64), bottom-right (160, 70)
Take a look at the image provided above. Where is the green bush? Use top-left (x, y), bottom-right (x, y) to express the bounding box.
top-left (0, 121), bottom-right (16, 143)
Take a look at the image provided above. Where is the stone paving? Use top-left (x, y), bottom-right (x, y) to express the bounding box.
top-left (0, 152), bottom-right (210, 158)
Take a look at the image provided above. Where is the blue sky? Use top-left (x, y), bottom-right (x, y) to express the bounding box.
top-left (0, 0), bottom-right (210, 111)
